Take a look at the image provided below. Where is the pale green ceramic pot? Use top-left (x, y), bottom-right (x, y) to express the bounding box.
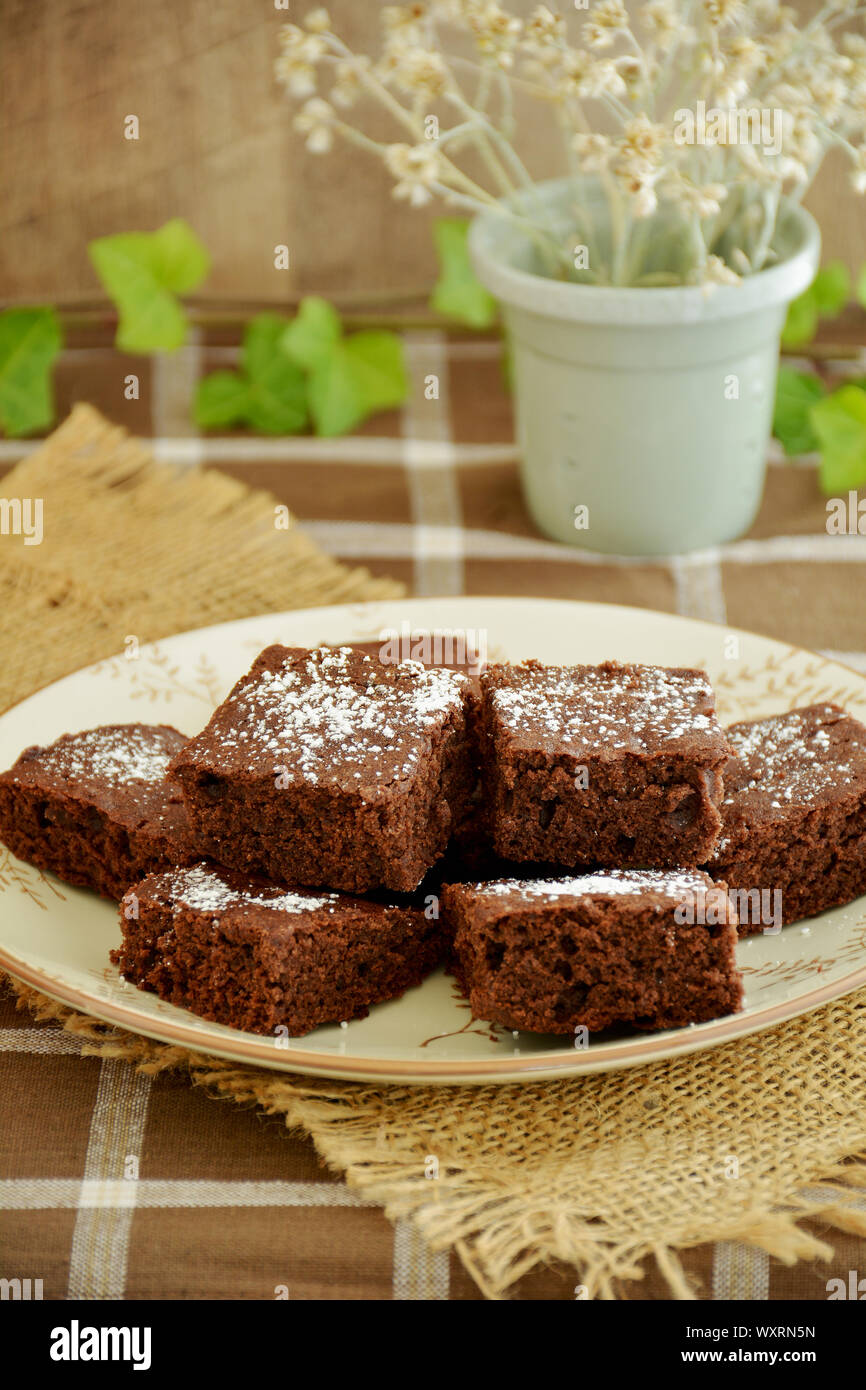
top-left (469, 180), bottom-right (821, 556)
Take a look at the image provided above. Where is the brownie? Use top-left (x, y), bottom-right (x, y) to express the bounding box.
top-left (112, 861), bottom-right (444, 1036)
top-left (168, 644), bottom-right (475, 893)
top-left (706, 703), bottom-right (866, 931)
top-left (441, 869), bottom-right (743, 1036)
top-left (479, 661), bottom-right (730, 870)
top-left (0, 724), bottom-right (196, 900)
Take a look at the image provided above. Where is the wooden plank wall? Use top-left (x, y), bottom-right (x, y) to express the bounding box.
top-left (0, 0), bottom-right (863, 305)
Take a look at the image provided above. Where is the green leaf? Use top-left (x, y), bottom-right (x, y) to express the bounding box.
top-left (281, 297), bottom-right (342, 371)
top-left (88, 218), bottom-right (210, 353)
top-left (307, 330), bottom-right (408, 436)
top-left (195, 314), bottom-right (308, 435)
top-left (772, 366), bottom-right (825, 456)
top-left (0, 307), bottom-right (63, 437)
top-left (856, 263), bottom-right (866, 311)
top-left (430, 218), bottom-right (498, 329)
top-left (193, 370), bottom-right (250, 430)
top-left (240, 314), bottom-right (308, 434)
top-left (343, 331), bottom-right (409, 414)
top-left (812, 260), bottom-right (851, 316)
top-left (810, 384), bottom-right (866, 493)
top-left (781, 291), bottom-right (818, 349)
top-left (781, 260), bottom-right (852, 349)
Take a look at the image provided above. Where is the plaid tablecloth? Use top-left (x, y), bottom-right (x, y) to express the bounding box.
top-left (1, 322), bottom-right (865, 1301)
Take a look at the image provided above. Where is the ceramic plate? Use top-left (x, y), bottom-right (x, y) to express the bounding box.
top-left (1, 597), bottom-right (865, 1084)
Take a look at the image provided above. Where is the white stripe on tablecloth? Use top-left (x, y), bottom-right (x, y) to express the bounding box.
top-left (401, 331), bottom-right (464, 596)
top-left (0, 1178), bottom-right (376, 1209)
top-left (713, 1241), bottom-right (770, 1300)
top-left (151, 330), bottom-right (203, 463)
top-left (0, 1028), bottom-right (84, 1055)
top-left (66, 1060), bottom-right (152, 1299)
top-left (0, 437), bottom-right (522, 467)
top-left (670, 550), bottom-right (727, 625)
top-left (299, 520), bottom-right (866, 567)
top-left (393, 1218), bottom-right (450, 1300)
top-left (0, 430), bottom-right (843, 476)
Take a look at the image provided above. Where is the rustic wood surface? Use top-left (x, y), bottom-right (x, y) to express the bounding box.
top-left (0, 0), bottom-right (863, 305)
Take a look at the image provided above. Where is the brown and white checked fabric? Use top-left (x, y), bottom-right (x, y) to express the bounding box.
top-left (1, 322), bottom-right (866, 1301)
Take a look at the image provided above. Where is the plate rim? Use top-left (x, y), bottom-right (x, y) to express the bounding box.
top-left (2, 594), bottom-right (865, 1084)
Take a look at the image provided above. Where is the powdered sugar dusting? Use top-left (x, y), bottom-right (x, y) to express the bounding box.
top-left (471, 868), bottom-right (712, 906)
top-left (29, 725), bottom-right (180, 787)
top-left (152, 862), bottom-right (339, 916)
top-left (198, 645), bottom-right (467, 786)
top-left (723, 704), bottom-right (866, 808)
top-left (487, 662), bottom-right (721, 755)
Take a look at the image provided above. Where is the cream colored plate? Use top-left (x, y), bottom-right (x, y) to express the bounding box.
top-left (1, 597), bottom-right (865, 1084)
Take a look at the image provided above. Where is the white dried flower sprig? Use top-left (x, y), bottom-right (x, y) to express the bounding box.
top-left (276, 2), bottom-right (866, 288)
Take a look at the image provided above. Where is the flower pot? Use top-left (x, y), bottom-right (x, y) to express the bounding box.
top-left (469, 179), bottom-right (821, 556)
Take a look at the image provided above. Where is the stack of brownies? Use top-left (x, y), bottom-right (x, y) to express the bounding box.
top-left (2, 641), bottom-right (865, 1041)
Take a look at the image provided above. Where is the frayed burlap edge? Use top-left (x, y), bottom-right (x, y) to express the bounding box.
top-left (9, 977), bottom-right (866, 1300)
top-left (0, 403), bottom-right (405, 712)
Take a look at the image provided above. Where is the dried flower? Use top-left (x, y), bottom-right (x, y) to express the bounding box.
top-left (385, 143), bottom-right (443, 205)
top-left (572, 132), bottom-right (612, 171)
top-left (294, 97), bottom-right (336, 153)
top-left (331, 59), bottom-right (366, 109)
top-left (614, 115), bottom-right (668, 175)
top-left (382, 5), bottom-right (428, 35)
top-left (639, 1), bottom-right (683, 52)
top-left (276, 25), bottom-right (326, 98)
top-left (277, 2), bottom-right (866, 287)
top-left (525, 5), bottom-right (566, 47)
top-left (704, 254), bottom-right (742, 285)
top-left (304, 8), bottom-right (331, 34)
top-left (584, 1), bottom-right (630, 51)
top-left (468, 2), bottom-right (523, 69)
top-left (703, 0), bottom-right (746, 29)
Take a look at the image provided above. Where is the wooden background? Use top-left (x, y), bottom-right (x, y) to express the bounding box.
top-left (0, 0), bottom-right (863, 306)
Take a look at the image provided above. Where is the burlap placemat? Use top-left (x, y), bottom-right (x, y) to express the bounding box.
top-left (4, 405), bottom-right (866, 1300)
top-left (0, 404), bottom-right (403, 711)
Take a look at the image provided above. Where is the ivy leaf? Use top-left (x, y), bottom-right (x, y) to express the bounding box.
top-left (781, 260), bottom-right (851, 349)
top-left (88, 218), bottom-right (210, 353)
top-left (430, 218), bottom-right (498, 329)
top-left (193, 371), bottom-right (251, 430)
top-left (241, 315), bottom-right (308, 434)
top-left (772, 366), bottom-right (825, 456)
top-left (856, 263), bottom-right (866, 311)
top-left (193, 314), bottom-right (308, 435)
top-left (0, 307), bottom-right (63, 437)
top-left (810, 384), bottom-right (866, 494)
top-left (281, 297), bottom-right (342, 371)
top-left (781, 291), bottom-right (818, 349)
top-left (307, 331), bottom-right (409, 436)
top-left (812, 261), bottom-right (851, 316)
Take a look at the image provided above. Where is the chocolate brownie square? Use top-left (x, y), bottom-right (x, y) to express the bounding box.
top-left (112, 861), bottom-right (444, 1036)
top-left (441, 869), bottom-right (742, 1035)
top-left (0, 724), bottom-right (196, 900)
top-left (168, 645), bottom-right (475, 893)
top-left (707, 703), bottom-right (866, 931)
top-left (479, 661), bottom-right (730, 869)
